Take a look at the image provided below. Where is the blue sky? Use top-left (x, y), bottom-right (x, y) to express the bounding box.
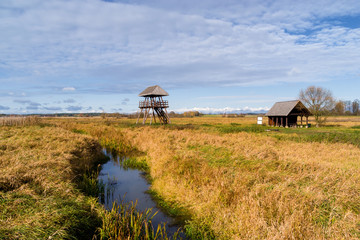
top-left (1, 0), bottom-right (360, 114)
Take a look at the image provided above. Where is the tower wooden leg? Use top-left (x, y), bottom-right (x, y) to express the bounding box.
top-left (136, 109), bottom-right (143, 124)
top-left (150, 109), bottom-right (153, 125)
top-left (164, 108), bottom-right (171, 124)
top-left (143, 109), bottom-right (149, 124)
top-left (153, 109), bottom-right (156, 124)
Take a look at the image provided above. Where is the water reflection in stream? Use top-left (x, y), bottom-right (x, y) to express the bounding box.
top-left (98, 148), bottom-right (182, 237)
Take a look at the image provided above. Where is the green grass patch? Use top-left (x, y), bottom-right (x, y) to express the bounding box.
top-left (147, 189), bottom-right (190, 225)
top-left (187, 144), bottom-right (234, 167)
top-left (313, 197), bottom-right (341, 228)
top-left (123, 156), bottom-right (150, 172)
top-left (216, 124), bottom-right (268, 133)
top-left (97, 200), bottom-right (182, 240)
top-left (184, 219), bottom-right (216, 240)
top-left (71, 128), bottom-right (88, 134)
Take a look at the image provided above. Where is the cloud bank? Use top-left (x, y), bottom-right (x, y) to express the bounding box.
top-left (1, 0), bottom-right (360, 113)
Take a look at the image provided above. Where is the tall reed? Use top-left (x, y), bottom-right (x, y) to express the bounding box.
top-left (0, 116), bottom-right (40, 126)
top-left (98, 200), bottom-right (181, 240)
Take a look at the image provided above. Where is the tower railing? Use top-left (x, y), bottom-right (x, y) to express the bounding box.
top-left (139, 100), bottom-right (169, 108)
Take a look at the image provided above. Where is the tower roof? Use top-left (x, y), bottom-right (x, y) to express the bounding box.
top-left (139, 85), bottom-right (169, 97)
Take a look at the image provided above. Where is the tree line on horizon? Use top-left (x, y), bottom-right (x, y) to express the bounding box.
top-left (299, 85), bottom-right (359, 126)
top-left (332, 99), bottom-right (360, 116)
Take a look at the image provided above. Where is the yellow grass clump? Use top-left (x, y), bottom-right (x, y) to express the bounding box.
top-left (0, 125), bottom-right (103, 239)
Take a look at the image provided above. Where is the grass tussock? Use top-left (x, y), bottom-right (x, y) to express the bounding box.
top-left (0, 125), bottom-right (105, 239)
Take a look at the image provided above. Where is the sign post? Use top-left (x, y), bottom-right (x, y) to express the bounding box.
top-left (257, 117), bottom-right (263, 125)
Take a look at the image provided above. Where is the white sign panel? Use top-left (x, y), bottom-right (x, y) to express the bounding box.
top-left (257, 117), bottom-right (263, 125)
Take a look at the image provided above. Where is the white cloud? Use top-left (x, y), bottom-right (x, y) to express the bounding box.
top-left (172, 106), bottom-right (270, 114)
top-left (62, 87), bottom-right (76, 92)
top-left (1, 0), bottom-right (360, 113)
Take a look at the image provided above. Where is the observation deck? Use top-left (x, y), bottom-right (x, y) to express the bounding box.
top-left (139, 100), bottom-right (169, 109)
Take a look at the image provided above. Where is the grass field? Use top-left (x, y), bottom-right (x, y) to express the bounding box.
top-left (1, 115), bottom-right (360, 239)
top-left (0, 121), bottom-right (178, 240)
top-left (0, 124), bottom-right (103, 239)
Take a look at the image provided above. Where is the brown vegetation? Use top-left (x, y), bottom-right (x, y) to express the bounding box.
top-left (0, 116), bottom-right (40, 126)
top-left (50, 116), bottom-right (360, 239)
top-left (122, 127), bottom-right (360, 239)
top-left (0, 125), bottom-right (103, 239)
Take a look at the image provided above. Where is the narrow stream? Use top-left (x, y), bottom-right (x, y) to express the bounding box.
top-left (98, 148), bottom-right (182, 237)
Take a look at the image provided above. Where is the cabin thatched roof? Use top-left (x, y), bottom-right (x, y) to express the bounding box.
top-left (139, 85), bottom-right (169, 97)
top-left (265, 100), bottom-right (311, 116)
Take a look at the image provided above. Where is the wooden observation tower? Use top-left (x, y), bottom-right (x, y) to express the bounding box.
top-left (136, 85), bottom-right (171, 124)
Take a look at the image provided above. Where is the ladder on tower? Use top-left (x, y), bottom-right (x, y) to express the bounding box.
top-left (155, 108), bottom-right (168, 124)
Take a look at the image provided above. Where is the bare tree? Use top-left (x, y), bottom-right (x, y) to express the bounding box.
top-left (299, 86), bottom-right (335, 126)
top-left (352, 99), bottom-right (360, 115)
top-left (333, 100), bottom-right (345, 115)
top-left (344, 100), bottom-right (352, 114)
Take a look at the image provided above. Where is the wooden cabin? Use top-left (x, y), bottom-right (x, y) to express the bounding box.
top-left (265, 100), bottom-right (311, 127)
top-left (136, 85), bottom-right (170, 124)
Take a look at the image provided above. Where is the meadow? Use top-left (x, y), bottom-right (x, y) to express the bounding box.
top-left (1, 115), bottom-right (360, 239)
top-left (0, 119), bottom-right (176, 240)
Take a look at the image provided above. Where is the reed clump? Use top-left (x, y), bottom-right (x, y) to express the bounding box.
top-left (98, 200), bottom-right (181, 240)
top-left (0, 116), bottom-right (41, 126)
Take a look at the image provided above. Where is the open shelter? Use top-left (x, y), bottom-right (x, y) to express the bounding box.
top-left (265, 100), bottom-right (311, 127)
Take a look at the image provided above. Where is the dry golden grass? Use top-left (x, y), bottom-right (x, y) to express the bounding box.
top-left (0, 125), bottom-right (103, 239)
top-left (119, 126), bottom-right (360, 239)
top-left (47, 116), bottom-right (360, 239)
top-left (325, 116), bottom-right (360, 127)
top-left (0, 116), bottom-right (40, 126)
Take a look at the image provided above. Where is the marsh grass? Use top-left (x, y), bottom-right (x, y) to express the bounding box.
top-left (47, 117), bottom-right (360, 239)
top-left (216, 123), bottom-right (268, 133)
top-left (122, 156), bottom-right (150, 172)
top-left (268, 127), bottom-right (360, 148)
top-left (98, 200), bottom-right (181, 240)
top-left (0, 116), bottom-right (41, 126)
top-left (0, 124), bottom-right (181, 240)
top-left (0, 125), bottom-right (103, 239)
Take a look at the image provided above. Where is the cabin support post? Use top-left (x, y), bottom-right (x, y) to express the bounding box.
top-left (286, 117), bottom-right (288, 127)
top-left (276, 117), bottom-right (278, 127)
top-left (306, 116), bottom-right (308, 126)
top-left (281, 117), bottom-right (283, 127)
top-left (301, 116), bottom-right (303, 126)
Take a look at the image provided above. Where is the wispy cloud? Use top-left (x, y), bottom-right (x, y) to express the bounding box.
top-left (1, 0), bottom-right (360, 113)
top-left (2, 1), bottom-right (360, 90)
top-left (44, 106), bottom-right (62, 111)
top-left (0, 105), bottom-right (10, 110)
top-left (13, 100), bottom-right (42, 111)
top-left (173, 106), bottom-right (270, 114)
top-left (62, 87), bottom-right (76, 92)
top-left (66, 106), bottom-right (82, 111)
top-left (63, 98), bottom-right (76, 103)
